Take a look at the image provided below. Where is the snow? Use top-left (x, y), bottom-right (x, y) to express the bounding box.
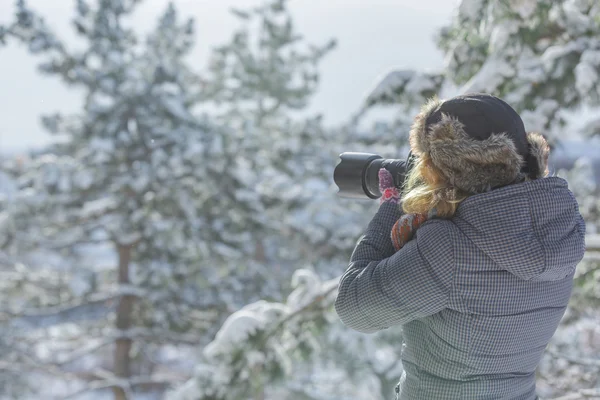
top-left (5, 1), bottom-right (600, 399)
top-left (183, 140), bottom-right (204, 158)
top-left (520, 99), bottom-right (560, 132)
top-left (459, 57), bottom-right (514, 94)
top-left (561, 0), bottom-right (594, 34)
top-left (209, 135), bottom-right (223, 154)
top-left (287, 269), bottom-right (323, 311)
top-left (89, 137), bottom-right (115, 153)
top-left (541, 42), bottom-right (580, 73)
top-left (162, 96), bottom-right (193, 122)
top-left (107, 50), bottom-right (123, 66)
top-left (212, 242), bottom-right (242, 259)
top-left (245, 350), bottom-right (266, 367)
top-left (203, 300), bottom-right (290, 360)
top-left (0, 171), bottom-right (17, 201)
top-left (586, 234), bottom-right (600, 250)
top-left (68, 272), bottom-right (93, 297)
top-left (575, 61), bottom-right (598, 96)
top-left (303, 177), bottom-right (329, 193)
top-left (80, 197), bottom-right (117, 218)
top-left (131, 173), bottom-right (150, 192)
top-left (28, 36), bottom-right (48, 53)
top-left (489, 20), bottom-right (519, 52)
top-left (364, 69), bottom-right (440, 107)
top-left (73, 169), bottom-right (94, 190)
top-left (367, 70), bottom-right (413, 103)
top-left (509, 0), bottom-right (537, 19)
top-left (514, 50), bottom-right (545, 82)
top-left (581, 49), bottom-right (600, 67)
top-left (458, 0), bottom-right (484, 20)
top-left (89, 92), bottom-right (115, 112)
top-left (404, 73), bottom-right (438, 97)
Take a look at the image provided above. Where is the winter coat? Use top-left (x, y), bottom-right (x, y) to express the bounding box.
top-left (335, 176), bottom-right (586, 400)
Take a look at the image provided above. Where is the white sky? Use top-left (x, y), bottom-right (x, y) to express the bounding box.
top-left (0, 0), bottom-right (458, 152)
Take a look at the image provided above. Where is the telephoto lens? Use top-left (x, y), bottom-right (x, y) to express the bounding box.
top-left (333, 152), bottom-right (408, 199)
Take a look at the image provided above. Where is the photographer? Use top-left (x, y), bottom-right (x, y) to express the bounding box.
top-left (334, 94), bottom-right (586, 400)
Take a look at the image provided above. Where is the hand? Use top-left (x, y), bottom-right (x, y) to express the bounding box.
top-left (379, 168), bottom-right (400, 204)
top-left (391, 213), bottom-right (427, 251)
top-left (379, 151), bottom-right (417, 189)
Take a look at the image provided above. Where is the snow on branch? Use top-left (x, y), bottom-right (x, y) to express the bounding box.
top-left (167, 269), bottom-right (339, 400)
top-left (551, 388), bottom-right (600, 400)
top-left (62, 370), bottom-right (186, 400)
top-left (6, 286), bottom-right (147, 332)
top-left (105, 327), bottom-right (204, 345)
top-left (546, 347), bottom-right (600, 369)
top-left (3, 344), bottom-right (185, 400)
top-left (585, 234), bottom-right (600, 252)
top-left (365, 69), bottom-right (444, 106)
top-left (354, 69), bottom-right (444, 122)
top-left (53, 339), bottom-right (114, 366)
top-left (581, 117), bottom-right (600, 138)
top-left (8, 0), bottom-right (69, 56)
top-left (2, 346), bottom-right (111, 385)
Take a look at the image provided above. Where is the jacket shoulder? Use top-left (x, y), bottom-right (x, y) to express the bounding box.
top-left (415, 218), bottom-right (455, 267)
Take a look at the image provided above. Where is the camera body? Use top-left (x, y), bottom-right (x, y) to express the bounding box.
top-left (333, 152), bottom-right (409, 199)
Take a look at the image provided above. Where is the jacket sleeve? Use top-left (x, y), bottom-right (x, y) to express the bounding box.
top-left (334, 202), bottom-right (455, 334)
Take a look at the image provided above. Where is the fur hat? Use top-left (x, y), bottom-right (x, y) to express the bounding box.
top-left (409, 93), bottom-right (550, 194)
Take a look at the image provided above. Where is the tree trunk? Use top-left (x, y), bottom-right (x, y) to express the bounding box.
top-left (252, 363), bottom-right (265, 400)
top-left (113, 244), bottom-right (134, 400)
top-left (255, 239), bottom-right (266, 263)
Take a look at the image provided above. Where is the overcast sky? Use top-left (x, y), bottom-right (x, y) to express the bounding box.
top-left (0, 0), bottom-right (458, 152)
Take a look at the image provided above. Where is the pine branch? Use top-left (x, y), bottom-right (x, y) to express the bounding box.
top-left (12, 232), bottom-right (109, 250)
top-left (53, 339), bottom-right (114, 366)
top-left (546, 347), bottom-right (600, 368)
top-left (261, 282), bottom-right (338, 344)
top-left (106, 327), bottom-right (204, 345)
top-left (5, 286), bottom-right (148, 331)
top-left (586, 234), bottom-right (600, 252)
top-left (4, 347), bottom-right (109, 384)
top-left (551, 388), bottom-right (600, 400)
top-left (4, 346), bottom-right (185, 399)
top-left (62, 371), bottom-right (186, 400)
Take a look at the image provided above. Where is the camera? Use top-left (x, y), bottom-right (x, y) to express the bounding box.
top-left (333, 152), bottom-right (410, 199)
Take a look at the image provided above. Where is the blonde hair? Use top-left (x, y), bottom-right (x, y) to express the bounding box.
top-left (401, 153), bottom-right (469, 218)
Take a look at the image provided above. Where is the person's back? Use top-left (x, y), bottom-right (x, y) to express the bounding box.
top-left (334, 94), bottom-right (586, 400)
top-left (400, 177), bottom-right (583, 399)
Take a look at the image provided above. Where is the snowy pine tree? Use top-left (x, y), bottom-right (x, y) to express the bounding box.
top-left (1, 0), bottom-right (295, 398)
top-left (167, 268), bottom-right (339, 400)
top-left (438, 0), bottom-right (600, 138)
top-left (166, 1), bottom-right (416, 398)
top-left (365, 0), bottom-right (600, 141)
top-left (199, 0), bottom-right (343, 271)
top-left (168, 266), bottom-right (406, 400)
top-left (2, 0), bottom-right (391, 398)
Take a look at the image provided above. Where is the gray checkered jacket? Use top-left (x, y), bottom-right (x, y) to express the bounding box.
top-left (335, 177), bottom-right (586, 400)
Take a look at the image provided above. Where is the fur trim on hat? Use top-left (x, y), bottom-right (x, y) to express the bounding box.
top-left (409, 97), bottom-right (550, 193)
top-left (525, 132), bottom-right (550, 179)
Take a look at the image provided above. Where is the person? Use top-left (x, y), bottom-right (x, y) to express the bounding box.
top-left (334, 93), bottom-right (586, 400)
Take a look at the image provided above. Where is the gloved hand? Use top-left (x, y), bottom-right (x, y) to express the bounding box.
top-left (379, 151), bottom-right (417, 191)
top-left (391, 213), bottom-right (428, 251)
top-left (383, 151), bottom-right (432, 251)
top-left (379, 151), bottom-right (417, 204)
top-left (379, 168), bottom-right (400, 204)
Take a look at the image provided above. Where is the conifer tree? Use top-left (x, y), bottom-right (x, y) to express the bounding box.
top-left (2, 0), bottom-right (270, 398)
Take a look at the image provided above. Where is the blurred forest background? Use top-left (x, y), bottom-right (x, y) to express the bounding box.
top-left (0, 0), bottom-right (600, 399)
